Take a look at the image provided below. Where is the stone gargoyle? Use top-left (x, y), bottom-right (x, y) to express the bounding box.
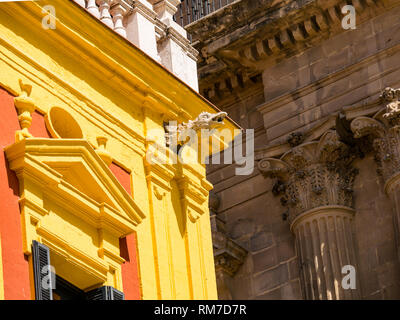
top-left (165, 111), bottom-right (228, 145)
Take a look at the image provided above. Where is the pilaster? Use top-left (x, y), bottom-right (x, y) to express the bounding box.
top-left (176, 163), bottom-right (217, 299)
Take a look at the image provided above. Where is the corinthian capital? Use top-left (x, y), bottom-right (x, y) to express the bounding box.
top-left (258, 130), bottom-right (358, 223)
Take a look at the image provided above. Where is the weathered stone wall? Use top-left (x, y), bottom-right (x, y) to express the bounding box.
top-left (198, 0), bottom-right (400, 299)
top-left (353, 156), bottom-right (400, 299)
top-left (260, 5), bottom-right (400, 145)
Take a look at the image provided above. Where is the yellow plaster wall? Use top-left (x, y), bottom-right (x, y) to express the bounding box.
top-left (0, 0), bottom-right (238, 299)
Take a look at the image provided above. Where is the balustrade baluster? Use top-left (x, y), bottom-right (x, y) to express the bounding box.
top-left (98, 0), bottom-right (114, 29)
top-left (110, 4), bottom-right (127, 38)
top-left (87, 0), bottom-right (100, 18)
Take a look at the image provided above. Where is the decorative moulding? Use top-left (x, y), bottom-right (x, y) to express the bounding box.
top-left (44, 106), bottom-right (84, 139)
top-left (4, 137), bottom-right (145, 289)
top-left (5, 138), bottom-right (145, 243)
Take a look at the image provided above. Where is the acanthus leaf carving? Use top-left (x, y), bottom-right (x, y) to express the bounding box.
top-left (259, 130), bottom-right (357, 224)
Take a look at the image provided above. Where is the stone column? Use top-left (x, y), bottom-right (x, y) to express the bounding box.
top-left (351, 87), bottom-right (400, 261)
top-left (258, 130), bottom-right (360, 299)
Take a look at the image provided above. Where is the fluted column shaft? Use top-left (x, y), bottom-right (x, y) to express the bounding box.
top-left (291, 206), bottom-right (360, 300)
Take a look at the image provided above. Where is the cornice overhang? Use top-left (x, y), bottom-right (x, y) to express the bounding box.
top-left (5, 138), bottom-right (145, 237)
top-left (187, 0), bottom-right (400, 95)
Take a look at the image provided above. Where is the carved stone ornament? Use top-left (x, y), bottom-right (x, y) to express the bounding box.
top-left (350, 87), bottom-right (400, 186)
top-left (258, 130), bottom-right (358, 223)
top-left (381, 87), bottom-right (400, 124)
top-left (213, 231), bottom-right (247, 277)
top-left (165, 111), bottom-right (227, 145)
top-left (14, 79), bottom-right (36, 142)
top-left (287, 132), bottom-right (305, 148)
top-left (96, 136), bottom-right (113, 166)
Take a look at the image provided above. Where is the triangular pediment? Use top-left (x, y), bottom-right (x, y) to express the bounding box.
top-left (5, 138), bottom-right (145, 235)
top-left (45, 161), bottom-right (116, 208)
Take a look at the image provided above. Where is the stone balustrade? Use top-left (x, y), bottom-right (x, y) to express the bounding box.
top-left (72, 0), bottom-right (199, 91)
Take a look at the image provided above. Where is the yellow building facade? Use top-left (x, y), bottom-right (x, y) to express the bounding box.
top-left (0, 0), bottom-right (239, 300)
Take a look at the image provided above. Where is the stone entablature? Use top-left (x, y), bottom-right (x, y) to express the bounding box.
top-left (185, 0), bottom-right (397, 100)
top-left (186, 0), bottom-right (400, 300)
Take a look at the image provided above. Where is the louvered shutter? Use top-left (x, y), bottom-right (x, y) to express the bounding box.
top-left (86, 286), bottom-right (124, 300)
top-left (32, 240), bottom-right (53, 300)
top-left (109, 287), bottom-right (125, 300)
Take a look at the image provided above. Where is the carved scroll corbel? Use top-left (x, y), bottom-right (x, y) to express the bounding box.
top-left (14, 80), bottom-right (36, 142)
top-left (350, 116), bottom-right (386, 139)
top-left (258, 157), bottom-right (290, 207)
top-left (257, 157), bottom-right (289, 180)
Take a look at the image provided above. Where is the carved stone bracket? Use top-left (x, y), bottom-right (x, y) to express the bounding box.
top-left (96, 136), bottom-right (113, 166)
top-left (213, 233), bottom-right (247, 278)
top-left (208, 191), bottom-right (247, 299)
top-left (212, 215), bottom-right (247, 300)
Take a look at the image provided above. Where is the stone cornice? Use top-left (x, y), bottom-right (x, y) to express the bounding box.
top-left (158, 25), bottom-right (199, 61)
top-left (129, 0), bottom-right (158, 21)
top-left (187, 0), bottom-right (400, 96)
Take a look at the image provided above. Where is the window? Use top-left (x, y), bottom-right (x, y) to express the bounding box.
top-left (32, 241), bottom-right (124, 300)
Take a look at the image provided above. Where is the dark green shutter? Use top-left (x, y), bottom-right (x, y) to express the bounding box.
top-left (32, 240), bottom-right (53, 300)
top-left (110, 287), bottom-right (124, 300)
top-left (86, 286), bottom-right (124, 300)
